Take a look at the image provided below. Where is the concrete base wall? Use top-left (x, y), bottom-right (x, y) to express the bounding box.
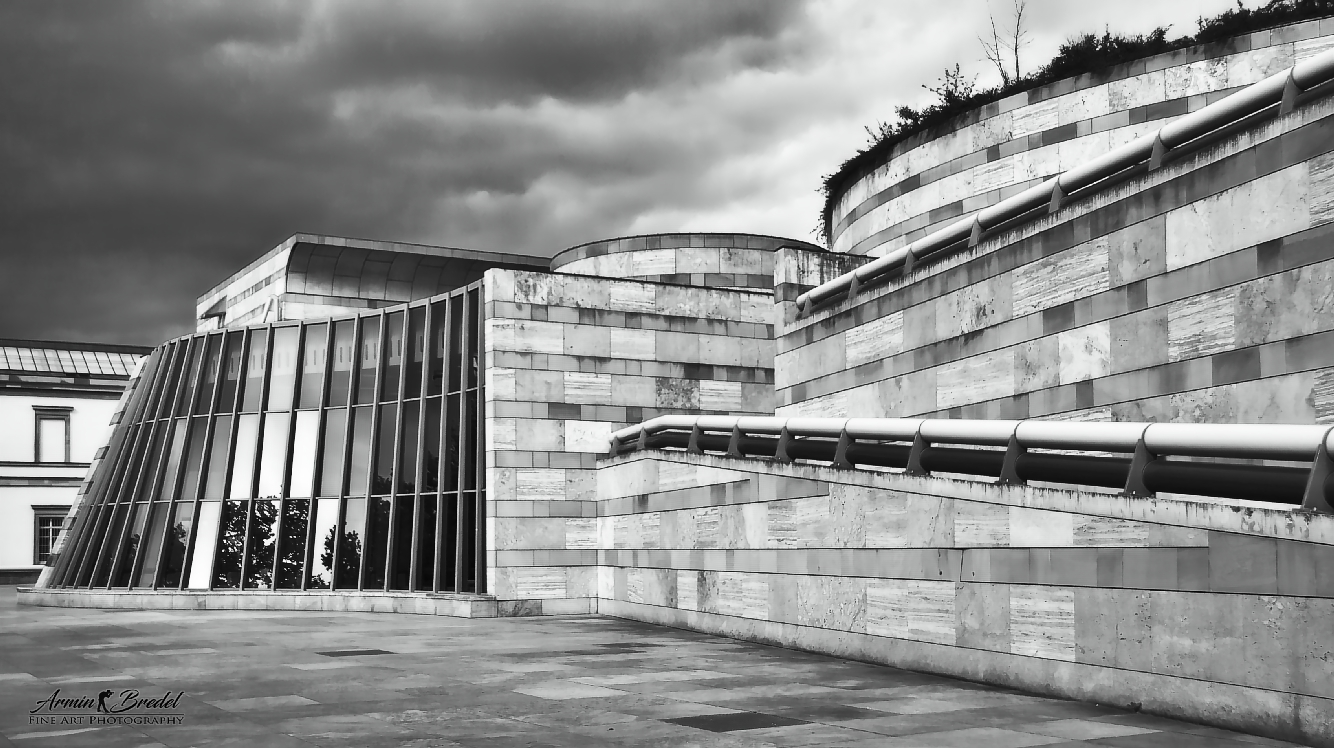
top-left (593, 451), bottom-right (1334, 746)
top-left (16, 588), bottom-right (502, 618)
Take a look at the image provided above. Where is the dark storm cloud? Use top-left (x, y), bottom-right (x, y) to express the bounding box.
top-left (0, 0), bottom-right (810, 346)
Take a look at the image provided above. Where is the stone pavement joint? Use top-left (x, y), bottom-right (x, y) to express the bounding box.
top-left (0, 587), bottom-right (1304, 748)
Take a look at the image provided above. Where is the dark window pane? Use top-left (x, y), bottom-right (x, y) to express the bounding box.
top-left (194, 335), bottom-right (223, 414)
top-left (178, 418), bottom-right (208, 503)
top-left (217, 332), bottom-right (245, 412)
top-left (92, 503), bottom-right (130, 587)
top-left (256, 413), bottom-right (290, 499)
top-left (328, 320), bottom-right (355, 405)
top-left (362, 497), bottom-right (390, 590)
top-left (186, 501), bottom-right (220, 589)
top-left (133, 424), bottom-right (169, 502)
top-left (355, 316), bottom-right (380, 405)
top-left (240, 329), bottom-right (268, 413)
top-left (177, 337), bottom-right (206, 417)
top-left (381, 311), bottom-right (404, 401)
top-left (398, 401), bottom-right (419, 494)
top-left (437, 493), bottom-right (457, 592)
top-left (156, 419), bottom-right (188, 503)
top-left (229, 414), bottom-right (260, 500)
top-left (135, 503), bottom-right (169, 588)
top-left (203, 415), bottom-right (233, 500)
top-left (448, 296), bottom-right (463, 393)
top-left (423, 397), bottom-right (441, 493)
top-left (460, 493), bottom-right (476, 592)
top-left (390, 495), bottom-right (413, 590)
top-left (415, 494), bottom-right (436, 591)
top-left (318, 409), bottom-right (347, 497)
top-left (467, 289), bottom-right (480, 387)
top-left (242, 499), bottom-right (279, 589)
top-left (74, 507), bottom-right (110, 587)
top-left (267, 327), bottom-right (300, 411)
top-left (154, 343), bottom-right (186, 420)
top-left (427, 301), bottom-right (446, 396)
top-left (347, 406), bottom-right (373, 497)
top-left (374, 404), bottom-right (396, 495)
top-left (111, 503), bottom-right (149, 587)
top-left (158, 502), bottom-right (195, 589)
top-left (443, 394), bottom-right (460, 491)
top-left (212, 500), bottom-right (247, 589)
top-left (463, 393), bottom-right (478, 490)
top-left (298, 323), bottom-right (328, 409)
top-left (290, 411), bottom-right (319, 498)
top-left (405, 306), bottom-right (426, 397)
top-left (337, 498), bottom-right (365, 588)
top-left (309, 497), bottom-right (339, 589)
top-left (275, 499), bottom-right (310, 590)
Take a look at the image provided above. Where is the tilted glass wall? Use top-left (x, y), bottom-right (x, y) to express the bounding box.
top-left (47, 282), bottom-right (486, 593)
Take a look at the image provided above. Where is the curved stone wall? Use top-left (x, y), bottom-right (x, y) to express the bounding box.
top-left (550, 233), bottom-right (823, 290)
top-left (828, 18), bottom-right (1334, 257)
top-left (779, 88), bottom-right (1334, 428)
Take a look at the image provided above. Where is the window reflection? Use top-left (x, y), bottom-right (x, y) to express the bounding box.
top-left (318, 409), bottom-right (347, 497)
top-left (135, 503), bottom-right (168, 588)
top-left (212, 500), bottom-right (246, 589)
top-left (347, 406), bottom-right (373, 497)
top-left (240, 330), bottom-right (268, 413)
top-left (186, 501), bottom-right (220, 589)
top-left (355, 317), bottom-right (380, 404)
top-left (427, 301), bottom-right (446, 396)
top-left (362, 496), bottom-right (390, 590)
top-left (217, 333), bottom-right (245, 411)
top-left (177, 338), bottom-right (205, 417)
top-left (328, 320), bottom-right (355, 405)
top-left (381, 311), bottom-right (404, 401)
top-left (299, 324), bottom-right (328, 409)
top-left (275, 499), bottom-right (309, 589)
top-left (374, 403), bottom-right (396, 496)
top-left (290, 411), bottom-right (319, 498)
top-left (406, 306), bottom-right (425, 397)
top-left (243, 499), bottom-right (279, 589)
top-left (398, 401), bottom-right (418, 494)
top-left (194, 335), bottom-right (223, 414)
top-left (267, 327), bottom-right (299, 411)
top-left (308, 497), bottom-right (339, 589)
top-left (415, 494), bottom-right (436, 591)
top-left (256, 413), bottom-right (289, 499)
top-left (390, 495), bottom-right (413, 590)
top-left (229, 414), bottom-right (259, 500)
top-left (156, 502), bottom-right (194, 589)
top-left (111, 503), bottom-right (149, 587)
top-left (337, 498), bottom-right (366, 589)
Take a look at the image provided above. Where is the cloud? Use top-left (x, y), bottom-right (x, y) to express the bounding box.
top-left (0, 0), bottom-right (1234, 345)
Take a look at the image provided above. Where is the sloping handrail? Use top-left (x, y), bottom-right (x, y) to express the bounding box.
top-left (607, 415), bottom-right (1334, 512)
top-left (798, 47), bottom-right (1334, 314)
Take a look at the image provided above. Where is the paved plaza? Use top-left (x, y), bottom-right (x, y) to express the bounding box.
top-left (0, 588), bottom-right (1302, 748)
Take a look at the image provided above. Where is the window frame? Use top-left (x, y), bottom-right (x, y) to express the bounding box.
top-left (33, 405), bottom-right (73, 463)
top-left (32, 506), bottom-right (68, 565)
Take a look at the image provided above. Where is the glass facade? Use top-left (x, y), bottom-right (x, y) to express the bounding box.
top-left (47, 282), bottom-right (487, 594)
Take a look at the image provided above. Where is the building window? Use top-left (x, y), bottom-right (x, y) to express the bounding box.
top-left (33, 508), bottom-right (67, 565)
top-left (33, 406), bottom-right (72, 463)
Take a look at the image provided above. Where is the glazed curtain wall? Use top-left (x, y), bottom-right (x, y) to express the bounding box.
top-left (48, 282), bottom-right (486, 593)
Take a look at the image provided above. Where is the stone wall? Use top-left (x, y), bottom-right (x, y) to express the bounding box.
top-left (780, 94), bottom-right (1334, 425)
top-left (829, 18), bottom-right (1334, 257)
top-left (594, 450), bottom-right (1334, 746)
top-left (550, 233), bottom-right (823, 291)
top-left (482, 269), bottom-right (775, 614)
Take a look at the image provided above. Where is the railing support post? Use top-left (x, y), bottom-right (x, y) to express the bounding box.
top-left (832, 430), bottom-right (854, 469)
top-left (1301, 427), bottom-right (1334, 513)
top-left (636, 429), bottom-right (648, 453)
top-left (1048, 181), bottom-right (1065, 214)
top-left (968, 216), bottom-right (983, 247)
top-left (1281, 70), bottom-right (1300, 115)
top-left (607, 436), bottom-right (621, 458)
top-left (905, 433), bottom-right (928, 476)
top-left (727, 427), bottom-right (744, 458)
top-left (774, 426), bottom-right (793, 463)
top-left (687, 425), bottom-right (703, 455)
top-left (847, 274), bottom-right (861, 299)
top-left (998, 433), bottom-right (1025, 485)
top-left (902, 250), bottom-right (915, 276)
top-left (1149, 133), bottom-right (1168, 170)
top-left (1124, 432), bottom-right (1155, 496)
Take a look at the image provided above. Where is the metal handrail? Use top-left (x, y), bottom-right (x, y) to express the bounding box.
top-left (607, 415), bottom-right (1334, 512)
top-left (798, 47), bottom-right (1334, 314)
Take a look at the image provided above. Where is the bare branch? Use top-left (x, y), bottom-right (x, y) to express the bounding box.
top-left (979, 7), bottom-right (1011, 86)
top-left (1011, 0), bottom-right (1029, 81)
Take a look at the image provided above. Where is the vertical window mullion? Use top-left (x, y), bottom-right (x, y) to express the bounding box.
top-left (433, 300), bottom-right (451, 593)
top-left (385, 311), bottom-right (409, 590)
top-left (331, 318), bottom-right (361, 591)
top-left (454, 290), bottom-right (470, 593)
top-left (302, 321), bottom-right (336, 591)
top-left (472, 288), bottom-right (486, 593)
top-left (410, 303), bottom-right (429, 591)
top-left (361, 313), bottom-right (384, 591)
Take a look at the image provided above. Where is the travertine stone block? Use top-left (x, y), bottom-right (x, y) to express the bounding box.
top-left (866, 579), bottom-right (956, 644)
top-left (845, 313), bottom-right (904, 368)
top-left (609, 329), bottom-right (656, 360)
top-left (1107, 216), bottom-right (1166, 288)
top-left (516, 469), bottom-right (565, 501)
top-left (937, 350), bottom-right (1014, 409)
top-left (1166, 166), bottom-right (1309, 272)
top-left (1109, 308), bottom-right (1168, 374)
top-left (564, 421), bottom-right (612, 453)
top-left (955, 501), bottom-right (1010, 546)
top-left (1010, 585), bottom-right (1076, 661)
top-left (1073, 516), bottom-right (1152, 547)
top-left (563, 372), bottom-right (612, 404)
top-left (865, 493), bottom-right (954, 548)
top-left (1167, 287), bottom-right (1236, 362)
top-left (701, 571), bottom-right (767, 619)
top-left (937, 278), bottom-right (1013, 340)
top-left (1235, 261), bottom-right (1334, 347)
top-left (1013, 238), bottom-right (1110, 318)
top-left (1015, 337), bottom-right (1060, 393)
top-left (797, 577), bottom-right (867, 632)
top-left (1011, 507), bottom-right (1075, 547)
top-left (1057, 322), bottom-right (1111, 385)
top-left (957, 581), bottom-right (1010, 651)
top-left (677, 570), bottom-right (700, 610)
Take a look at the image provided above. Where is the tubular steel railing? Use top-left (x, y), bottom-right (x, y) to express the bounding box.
top-left (799, 47), bottom-right (1334, 315)
top-left (607, 416), bottom-right (1334, 512)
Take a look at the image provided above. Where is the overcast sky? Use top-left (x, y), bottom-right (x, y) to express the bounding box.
top-left (1, 0), bottom-right (1235, 346)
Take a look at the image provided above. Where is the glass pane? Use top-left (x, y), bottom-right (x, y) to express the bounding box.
top-left (437, 493), bottom-right (457, 592)
top-left (275, 499), bottom-right (309, 589)
top-left (329, 320), bottom-right (356, 406)
top-left (38, 419), bottom-right (66, 463)
top-left (415, 494), bottom-right (436, 591)
top-left (92, 503), bottom-right (130, 587)
top-left (194, 333), bottom-right (222, 413)
top-left (405, 306), bottom-right (426, 397)
top-left (243, 499), bottom-right (279, 589)
top-left (347, 406), bottom-right (373, 497)
top-left (448, 296), bottom-right (463, 393)
top-left (267, 327), bottom-right (300, 411)
top-left (185, 502), bottom-right (219, 589)
top-left (467, 289), bottom-right (480, 387)
top-left (159, 502), bottom-right (195, 589)
top-left (180, 418), bottom-right (209, 502)
top-left (111, 504), bottom-right (149, 587)
top-left (229, 414), bottom-right (260, 500)
top-left (398, 401), bottom-right (419, 494)
top-left (355, 317), bottom-right (380, 405)
top-left (154, 343), bottom-right (186, 419)
top-left (298, 323), bottom-right (328, 409)
top-left (318, 409), bottom-right (347, 497)
top-left (74, 506), bottom-right (110, 587)
top-left (290, 411), bottom-right (319, 498)
top-left (257, 413), bottom-right (290, 499)
top-left (381, 311), bottom-right (404, 401)
top-left (308, 498), bottom-right (339, 589)
top-left (362, 497), bottom-right (390, 589)
top-left (390, 495), bottom-right (413, 590)
top-left (133, 424), bottom-right (168, 501)
top-left (157, 419), bottom-right (188, 502)
top-left (427, 301), bottom-right (446, 397)
top-left (337, 498), bottom-right (366, 588)
top-left (135, 503), bottom-right (169, 588)
top-left (374, 404), bottom-right (396, 495)
top-left (217, 332), bottom-right (245, 412)
top-left (443, 394), bottom-right (460, 491)
top-left (240, 329), bottom-right (268, 413)
top-left (463, 392), bottom-right (477, 490)
top-left (460, 493), bottom-right (476, 592)
top-left (177, 337), bottom-right (205, 417)
top-left (423, 397), bottom-right (441, 493)
top-left (212, 500), bottom-right (247, 589)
